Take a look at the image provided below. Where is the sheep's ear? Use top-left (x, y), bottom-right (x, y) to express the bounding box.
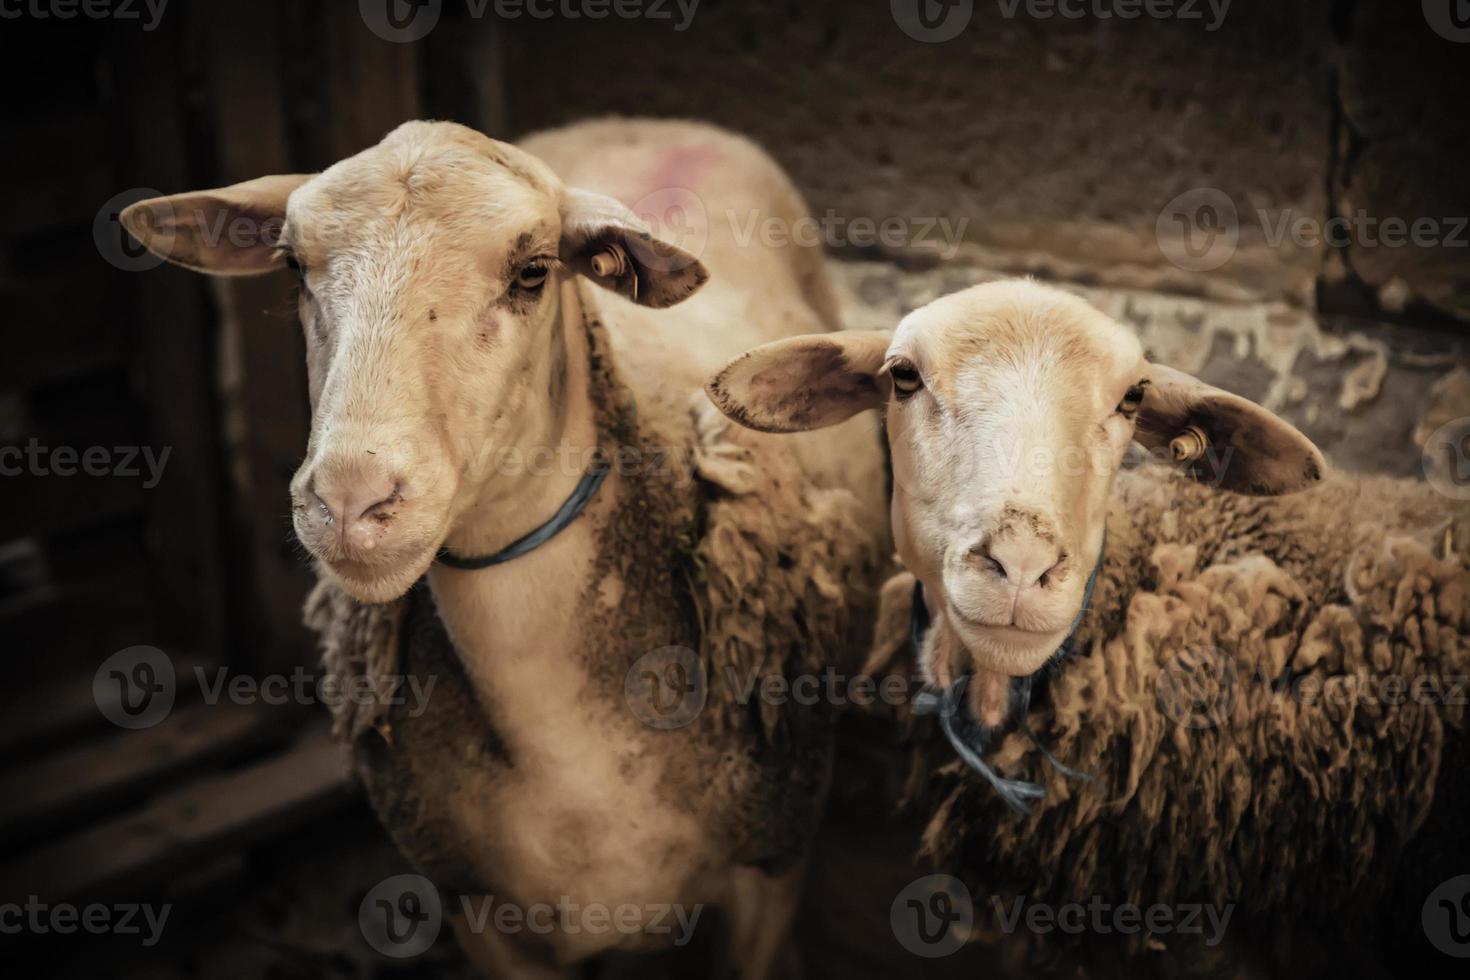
top-left (118, 174), bottom-right (312, 276)
top-left (559, 188), bottom-right (709, 308)
top-left (706, 331), bottom-right (892, 433)
top-left (1135, 363), bottom-right (1326, 495)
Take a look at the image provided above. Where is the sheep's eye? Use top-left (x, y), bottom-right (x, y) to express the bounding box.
top-left (1117, 383), bottom-right (1147, 416)
top-left (888, 359), bottom-right (924, 399)
top-left (282, 250), bottom-right (306, 278)
top-left (515, 262), bottom-right (550, 291)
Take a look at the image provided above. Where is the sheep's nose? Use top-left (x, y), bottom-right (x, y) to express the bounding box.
top-left (971, 531), bottom-right (1063, 590)
top-left (309, 463), bottom-right (403, 553)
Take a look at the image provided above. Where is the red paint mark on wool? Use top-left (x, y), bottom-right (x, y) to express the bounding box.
top-left (636, 144), bottom-right (724, 199)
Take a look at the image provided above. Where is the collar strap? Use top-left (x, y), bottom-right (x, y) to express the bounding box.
top-left (913, 676), bottom-right (1047, 816)
top-left (436, 455), bottom-right (611, 570)
top-left (1061, 528), bottom-right (1105, 649)
top-left (910, 532), bottom-right (1105, 815)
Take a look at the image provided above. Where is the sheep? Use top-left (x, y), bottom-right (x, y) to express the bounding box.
top-left (122, 119), bottom-right (888, 978)
top-left (706, 278), bottom-right (1470, 973)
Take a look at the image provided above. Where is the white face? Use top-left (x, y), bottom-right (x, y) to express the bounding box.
top-left (121, 121), bottom-right (707, 603)
top-left (280, 131), bottom-right (566, 602)
top-left (881, 283), bottom-right (1148, 675)
top-left (707, 278), bottom-right (1326, 682)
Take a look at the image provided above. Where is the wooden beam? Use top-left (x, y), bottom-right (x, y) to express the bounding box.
top-left (109, 9), bottom-right (229, 660)
top-left (324, 1), bottom-right (421, 156)
top-left (421, 9), bottom-right (508, 136)
top-left (0, 699), bottom-right (292, 846)
top-left (0, 723), bottom-right (353, 906)
top-left (0, 561), bottom-right (157, 687)
top-left (0, 654), bottom-right (222, 758)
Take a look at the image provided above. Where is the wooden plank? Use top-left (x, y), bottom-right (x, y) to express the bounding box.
top-left (0, 723), bottom-right (352, 906)
top-left (0, 670), bottom-right (107, 759)
top-left (109, 9), bottom-right (229, 660)
top-left (0, 560), bottom-right (156, 688)
top-left (421, 9), bottom-right (509, 135)
top-left (0, 699), bottom-right (291, 845)
top-left (325, 0), bottom-right (421, 155)
top-left (0, 654), bottom-right (219, 757)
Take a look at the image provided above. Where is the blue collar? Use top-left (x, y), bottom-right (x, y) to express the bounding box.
top-left (911, 532), bottom-right (1104, 816)
top-left (435, 455), bottom-right (612, 570)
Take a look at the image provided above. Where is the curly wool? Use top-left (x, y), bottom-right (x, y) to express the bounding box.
top-left (683, 398), bottom-right (884, 866)
top-left (691, 397), bottom-right (884, 744)
top-left (888, 468), bottom-right (1469, 957)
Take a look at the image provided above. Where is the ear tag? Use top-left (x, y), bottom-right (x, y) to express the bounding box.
top-left (1169, 425), bottom-right (1210, 463)
top-left (589, 244), bottom-right (637, 302)
top-left (589, 246), bottom-right (625, 278)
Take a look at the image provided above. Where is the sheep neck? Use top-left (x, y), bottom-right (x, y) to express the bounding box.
top-left (436, 277), bottom-right (604, 562)
top-left (424, 277), bottom-right (623, 721)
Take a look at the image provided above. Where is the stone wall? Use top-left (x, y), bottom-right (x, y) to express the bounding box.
top-left (1330, 0), bottom-right (1470, 321)
top-left (496, 0), bottom-right (1465, 322)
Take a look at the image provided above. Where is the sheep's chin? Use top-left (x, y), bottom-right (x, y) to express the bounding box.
top-left (321, 547), bottom-right (437, 604)
top-left (948, 614), bottom-right (1069, 677)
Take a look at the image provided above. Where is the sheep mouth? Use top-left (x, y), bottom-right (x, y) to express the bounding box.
top-left (946, 603), bottom-right (1069, 640)
top-left (320, 544), bottom-right (438, 604)
top-left (945, 604), bottom-right (1072, 668)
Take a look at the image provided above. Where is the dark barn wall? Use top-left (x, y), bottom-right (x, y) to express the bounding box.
top-left (1334, 1), bottom-right (1470, 320)
top-left (0, 7), bottom-right (421, 973)
top-left (492, 0), bottom-right (1467, 320)
top-left (0, 2), bottom-right (1466, 977)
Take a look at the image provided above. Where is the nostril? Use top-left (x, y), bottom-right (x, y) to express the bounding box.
top-left (360, 499), bottom-right (395, 523)
top-left (311, 488), bottom-right (340, 526)
top-left (969, 545), bottom-right (1008, 580)
top-left (356, 480), bottom-right (404, 523)
top-left (1038, 555), bottom-right (1066, 589)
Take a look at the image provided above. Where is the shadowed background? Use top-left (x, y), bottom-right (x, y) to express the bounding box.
top-left (1, 0), bottom-right (1466, 976)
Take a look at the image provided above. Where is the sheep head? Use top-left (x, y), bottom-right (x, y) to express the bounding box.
top-left (121, 121), bottom-right (707, 603)
top-left (707, 280), bottom-right (1325, 723)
